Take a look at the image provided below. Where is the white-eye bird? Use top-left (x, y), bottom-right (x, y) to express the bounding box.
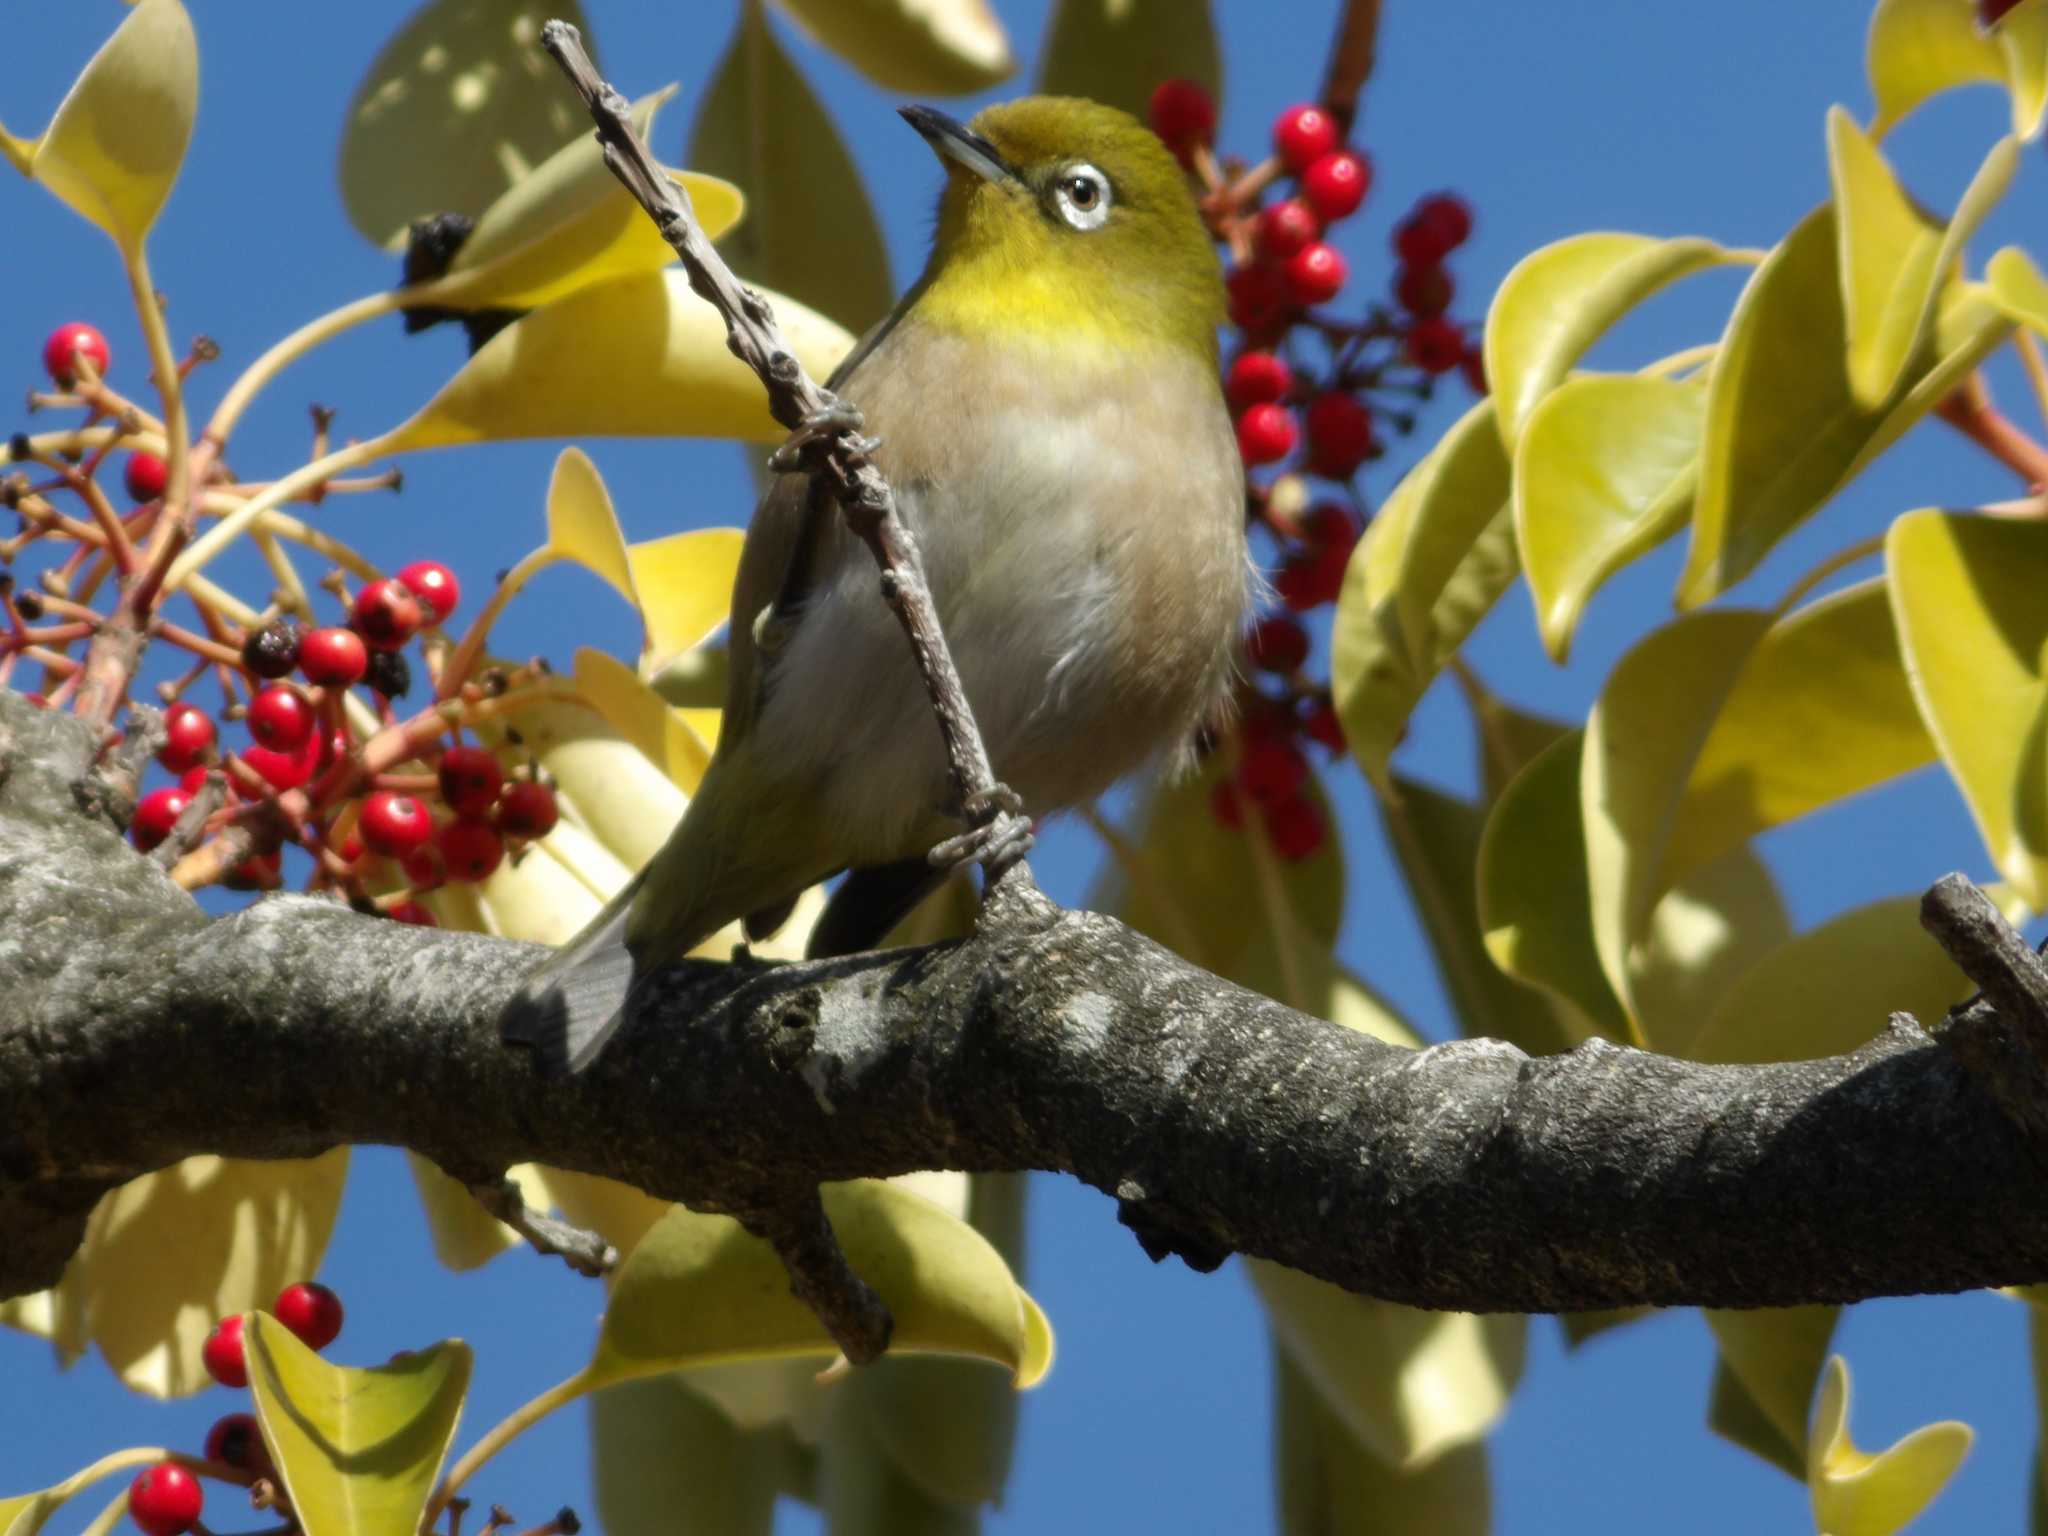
top-left (503, 96), bottom-right (1250, 1072)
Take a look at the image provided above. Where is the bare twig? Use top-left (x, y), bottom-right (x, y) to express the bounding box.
top-left (151, 769), bottom-right (227, 869)
top-left (1921, 872), bottom-right (2048, 1156)
top-left (1320, 0), bottom-right (1386, 126)
top-left (747, 1192), bottom-right (894, 1365)
top-left (466, 1176), bottom-right (617, 1276)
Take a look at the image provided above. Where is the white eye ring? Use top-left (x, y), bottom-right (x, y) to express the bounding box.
top-left (1052, 164), bottom-right (1112, 230)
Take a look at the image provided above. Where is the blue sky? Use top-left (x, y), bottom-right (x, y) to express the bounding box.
top-left (2, 1), bottom-right (2040, 1531)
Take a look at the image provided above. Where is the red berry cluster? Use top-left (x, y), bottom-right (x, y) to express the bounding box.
top-left (1145, 85), bottom-right (1483, 854)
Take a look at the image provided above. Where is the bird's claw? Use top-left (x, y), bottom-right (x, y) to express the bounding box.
top-left (929, 784), bottom-right (1034, 876)
top-left (769, 398), bottom-right (868, 473)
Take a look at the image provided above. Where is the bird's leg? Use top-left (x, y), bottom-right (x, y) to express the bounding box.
top-left (768, 397), bottom-right (872, 473)
top-left (928, 784), bottom-right (1035, 878)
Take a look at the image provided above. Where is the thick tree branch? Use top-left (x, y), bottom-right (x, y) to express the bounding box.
top-left (5, 692), bottom-right (2048, 1312)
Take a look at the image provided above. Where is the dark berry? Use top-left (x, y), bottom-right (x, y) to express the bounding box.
top-left (1394, 263), bottom-right (1453, 316)
top-left (1302, 697), bottom-right (1347, 754)
top-left (437, 818), bottom-right (504, 882)
top-left (438, 746), bottom-right (504, 818)
top-left (496, 780), bottom-right (559, 839)
top-left (241, 618), bottom-right (304, 680)
top-left (365, 647), bottom-right (412, 699)
top-left (1240, 737), bottom-right (1309, 803)
top-left (1226, 263), bottom-right (1291, 335)
top-left (1265, 792), bottom-right (1326, 860)
top-left (1407, 315), bottom-right (1466, 374)
top-left (1304, 392), bottom-right (1375, 479)
top-left (1413, 192), bottom-right (1473, 249)
top-left (1247, 614), bottom-right (1311, 673)
top-left (1461, 344), bottom-right (1488, 395)
top-left (204, 1413), bottom-right (266, 1471)
top-left (273, 1281), bottom-right (343, 1350)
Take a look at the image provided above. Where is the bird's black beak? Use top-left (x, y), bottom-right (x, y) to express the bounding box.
top-left (898, 105), bottom-right (1020, 186)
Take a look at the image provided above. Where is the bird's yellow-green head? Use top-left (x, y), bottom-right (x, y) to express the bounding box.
top-left (899, 96), bottom-right (1223, 361)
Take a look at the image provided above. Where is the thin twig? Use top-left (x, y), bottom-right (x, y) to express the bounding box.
top-left (747, 1192), bottom-right (894, 1365)
top-left (466, 1177), bottom-right (616, 1276)
top-left (1920, 872), bottom-right (2048, 1158)
top-left (152, 770), bottom-right (227, 869)
top-left (1320, 0), bottom-right (1386, 126)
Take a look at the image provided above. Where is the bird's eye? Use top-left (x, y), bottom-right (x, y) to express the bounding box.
top-left (1052, 164), bottom-right (1112, 231)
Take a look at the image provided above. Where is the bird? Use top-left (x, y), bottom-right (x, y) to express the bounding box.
top-left (502, 95), bottom-right (1250, 1073)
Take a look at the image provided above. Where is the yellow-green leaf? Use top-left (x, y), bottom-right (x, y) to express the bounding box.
top-left (1038, 0), bottom-right (1221, 121)
top-left (405, 1156), bottom-right (556, 1271)
top-left (1867, 0), bottom-right (2004, 134)
top-left (1990, 243), bottom-right (2048, 333)
top-left (338, 0), bottom-right (593, 250)
top-left (772, 0), bottom-right (1013, 94)
top-left (574, 647), bottom-right (713, 797)
top-left (59, 1152), bottom-right (349, 1397)
top-left (1274, 1355), bottom-right (1490, 1536)
top-left (1996, 0), bottom-right (2048, 140)
top-left (245, 1313), bottom-right (471, 1536)
top-left (1809, 1356), bottom-right (1973, 1536)
top-left (628, 526), bottom-right (745, 679)
top-left (1706, 1306), bottom-right (1838, 1478)
top-left (1477, 731), bottom-right (1631, 1043)
top-left (1830, 110), bottom-right (2015, 406)
top-left (386, 270), bottom-right (855, 450)
top-left (1690, 894), bottom-right (1994, 1064)
top-left (20, 0), bottom-right (197, 254)
top-left (1484, 233), bottom-right (1742, 448)
top-left (427, 87), bottom-right (745, 312)
top-left (588, 1182), bottom-right (1052, 1389)
top-left (545, 447), bottom-right (636, 604)
top-left (1515, 372), bottom-right (1706, 660)
top-left (591, 1376), bottom-right (789, 1536)
top-left (821, 1398), bottom-right (979, 1536)
top-left (528, 1167), bottom-right (674, 1265)
top-left (689, 1), bottom-right (893, 335)
top-left (1662, 581), bottom-right (1934, 901)
top-left (1680, 202), bottom-right (2014, 606)
top-left (1628, 845), bottom-right (1791, 1059)
top-left (1331, 401), bottom-right (1518, 792)
top-left (1087, 750), bottom-right (1344, 979)
top-left (1887, 509), bottom-right (2048, 907)
top-left (1254, 1261), bottom-right (1523, 1469)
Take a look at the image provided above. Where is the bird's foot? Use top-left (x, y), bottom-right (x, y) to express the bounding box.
top-left (929, 784), bottom-right (1034, 878)
top-left (769, 397), bottom-right (871, 473)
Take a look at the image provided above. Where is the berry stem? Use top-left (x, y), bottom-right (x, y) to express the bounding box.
top-left (123, 248), bottom-right (191, 537)
top-left (422, 1372), bottom-right (595, 1526)
top-left (1935, 375), bottom-right (2048, 488)
top-left (2013, 326), bottom-right (2048, 438)
top-left (1771, 534), bottom-right (1886, 618)
top-left (203, 290), bottom-right (408, 449)
top-left (167, 436), bottom-right (394, 591)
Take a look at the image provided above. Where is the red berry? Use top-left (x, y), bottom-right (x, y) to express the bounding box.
top-left (1407, 315), bottom-right (1466, 374)
top-left (299, 626), bottom-right (368, 687)
top-left (1983, 0), bottom-right (2024, 20)
top-left (350, 579), bottom-right (423, 651)
top-left (1414, 192), bottom-right (1474, 250)
top-left (395, 561), bottom-right (460, 624)
top-left (224, 848), bottom-right (281, 891)
top-left (1272, 104), bottom-right (1340, 171)
top-left (1264, 791), bottom-right (1326, 861)
top-left (178, 766), bottom-right (211, 795)
top-left (402, 843), bottom-right (444, 890)
top-left (43, 322), bottom-right (110, 386)
top-left (1240, 737), bottom-right (1309, 803)
top-left (1303, 697), bottom-right (1347, 754)
top-left (1282, 242), bottom-right (1347, 306)
top-left (204, 1413), bottom-right (266, 1471)
top-left (1254, 199), bottom-right (1321, 262)
top-left (247, 686), bottom-right (315, 753)
top-left (1304, 392), bottom-right (1375, 479)
top-left (131, 787), bottom-right (191, 851)
top-left (1394, 263), bottom-right (1453, 317)
top-left (437, 746), bottom-right (504, 817)
top-left (1236, 402), bottom-right (1299, 466)
top-left (1147, 78), bottom-right (1216, 163)
top-left (1247, 614), bottom-right (1311, 673)
top-left (202, 1314), bottom-right (247, 1388)
top-left (360, 790), bottom-right (433, 857)
top-left (159, 703), bottom-right (216, 774)
top-left (123, 451), bottom-right (168, 504)
top-left (243, 738), bottom-right (317, 792)
top-left (389, 899), bottom-right (438, 927)
top-left (1210, 779), bottom-right (1245, 829)
top-left (129, 1463), bottom-right (202, 1536)
top-left (1276, 540), bottom-right (1351, 611)
top-left (437, 818), bottom-right (505, 882)
top-left (1301, 151), bottom-right (1370, 221)
top-left (1461, 344), bottom-right (1489, 395)
top-left (274, 1281), bottom-right (344, 1350)
top-left (1305, 502), bottom-right (1361, 562)
top-left (1225, 351), bottom-right (1293, 410)
top-left (496, 780), bottom-right (559, 839)
top-left (1226, 263), bottom-right (1291, 335)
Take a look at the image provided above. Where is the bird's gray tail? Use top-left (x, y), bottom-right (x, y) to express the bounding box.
top-left (500, 867), bottom-right (649, 1074)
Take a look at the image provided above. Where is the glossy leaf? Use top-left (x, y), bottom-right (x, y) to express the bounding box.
top-left (1478, 731), bottom-right (1631, 1042)
top-left (48, 1152), bottom-right (348, 1397)
top-left (1089, 750), bottom-right (1344, 978)
top-left (386, 270), bottom-right (856, 450)
top-left (1515, 372), bottom-right (1705, 660)
top-left (689, 1), bottom-right (894, 335)
top-left (1254, 1260), bottom-right (1523, 1469)
top-left (772, 0), bottom-right (1013, 93)
top-left (1331, 401), bottom-right (1518, 792)
top-left (627, 526), bottom-right (745, 678)
top-left (245, 1313), bottom-right (471, 1536)
top-left (1038, 0), bottom-right (1221, 121)
top-left (1830, 110), bottom-right (2015, 406)
top-left (17, 0), bottom-right (197, 254)
top-left (338, 0), bottom-right (593, 250)
top-left (1681, 202), bottom-right (2013, 606)
top-left (429, 87), bottom-right (745, 312)
top-left (1990, 243), bottom-right (2048, 333)
top-left (1274, 1354), bottom-right (1490, 1536)
top-left (1484, 234), bottom-right (1741, 448)
top-left (1887, 510), bottom-right (2048, 907)
top-left (1808, 1356), bottom-right (1973, 1536)
top-left (1662, 580), bottom-right (1934, 899)
top-left (589, 1182), bottom-right (1052, 1389)
top-left (1705, 1306), bottom-right (1838, 1478)
top-left (1690, 894), bottom-right (1992, 1064)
